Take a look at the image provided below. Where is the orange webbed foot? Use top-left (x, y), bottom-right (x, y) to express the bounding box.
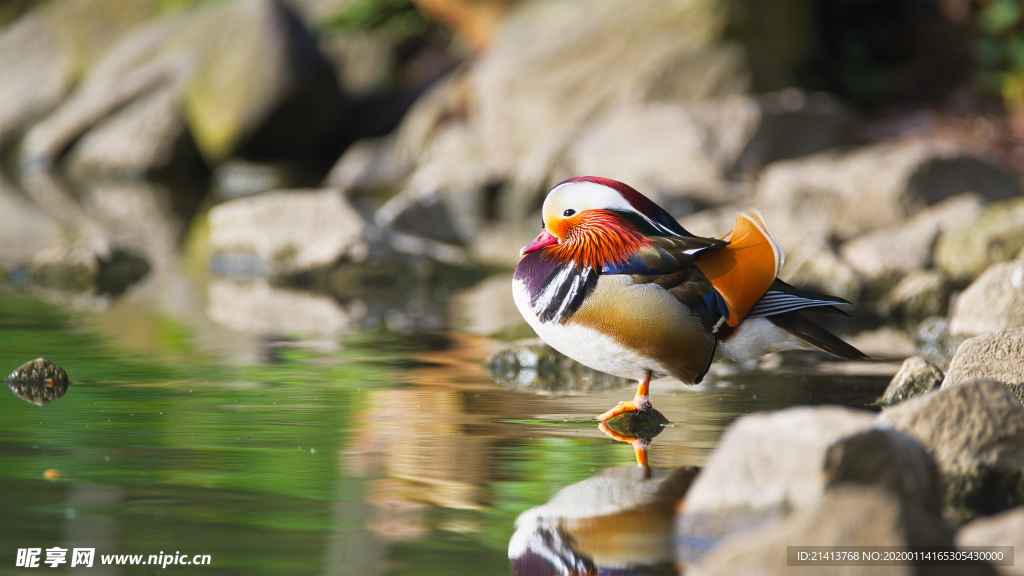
top-left (595, 399), bottom-right (645, 421)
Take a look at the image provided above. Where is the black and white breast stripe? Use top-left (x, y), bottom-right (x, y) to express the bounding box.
top-left (531, 265), bottom-right (598, 323)
top-left (747, 290), bottom-right (848, 318)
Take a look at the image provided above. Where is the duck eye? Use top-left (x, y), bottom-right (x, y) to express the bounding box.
top-left (563, 209), bottom-right (576, 217)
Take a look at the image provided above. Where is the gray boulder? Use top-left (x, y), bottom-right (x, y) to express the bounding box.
top-left (562, 90), bottom-right (852, 209)
top-left (880, 356), bottom-right (944, 406)
top-left (879, 270), bottom-right (952, 324)
top-left (754, 140), bottom-right (1020, 248)
top-left (935, 196), bottom-right (1024, 282)
top-left (19, 0), bottom-right (345, 172)
top-left (323, 134), bottom-right (411, 194)
top-left (949, 262), bottom-right (1024, 338)
top-left (943, 329), bottom-right (1024, 404)
top-left (207, 188), bottom-right (374, 278)
top-left (65, 85), bottom-right (202, 180)
top-left (0, 0), bottom-right (159, 149)
top-left (682, 406), bottom-right (876, 514)
top-left (840, 193), bottom-right (984, 283)
top-left (878, 379), bottom-right (1024, 520)
top-left (473, 0), bottom-right (750, 201)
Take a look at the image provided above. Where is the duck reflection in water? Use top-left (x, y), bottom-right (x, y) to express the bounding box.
top-left (509, 409), bottom-right (697, 576)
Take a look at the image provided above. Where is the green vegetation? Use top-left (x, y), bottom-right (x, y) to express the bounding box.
top-left (973, 0), bottom-right (1024, 110)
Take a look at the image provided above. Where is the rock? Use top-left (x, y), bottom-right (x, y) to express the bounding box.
top-left (878, 379), bottom-right (1024, 520)
top-left (688, 485), bottom-right (983, 576)
top-left (28, 242), bottom-right (150, 297)
top-left (691, 88), bottom-right (855, 179)
top-left (323, 134), bottom-right (411, 194)
top-left (823, 428), bottom-right (942, 513)
top-left (880, 356), bottom-right (944, 406)
top-left (913, 316), bottom-right (959, 371)
top-left (562, 102), bottom-right (723, 205)
top-left (843, 326), bottom-right (918, 360)
top-left (316, 30), bottom-right (395, 97)
top-left (484, 338), bottom-right (630, 392)
top-left (207, 188), bottom-right (373, 278)
top-left (0, 0), bottom-right (159, 149)
top-left (935, 196), bottom-right (1024, 282)
top-left (943, 329), bottom-right (1024, 404)
top-left (211, 160), bottom-right (310, 200)
top-left (956, 506), bottom-right (1024, 576)
top-left (65, 85), bottom-right (204, 180)
top-left (20, 0), bottom-right (346, 170)
top-left (879, 269), bottom-right (952, 324)
top-left (5, 358), bottom-right (70, 406)
top-left (6, 358), bottom-right (68, 386)
top-left (778, 237), bottom-right (863, 302)
top-left (682, 406), bottom-right (876, 514)
top-left (840, 193), bottom-right (985, 283)
top-left (375, 122), bottom-right (489, 245)
top-left (206, 278), bottom-right (352, 336)
top-left (754, 140), bottom-right (1021, 248)
top-left (473, 0), bottom-right (750, 201)
top-left (449, 274), bottom-right (523, 336)
top-left (949, 262), bottom-right (1024, 338)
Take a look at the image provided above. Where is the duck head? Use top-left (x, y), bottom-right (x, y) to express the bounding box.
top-left (520, 177), bottom-right (685, 269)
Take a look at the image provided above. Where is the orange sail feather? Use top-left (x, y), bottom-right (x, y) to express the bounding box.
top-left (695, 210), bottom-right (784, 326)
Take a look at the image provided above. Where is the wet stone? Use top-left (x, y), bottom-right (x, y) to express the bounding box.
top-left (879, 356), bottom-right (944, 406)
top-left (5, 358), bottom-right (69, 406)
top-left (601, 408), bottom-right (670, 441)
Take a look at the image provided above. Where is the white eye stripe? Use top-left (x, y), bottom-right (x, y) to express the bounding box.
top-left (546, 180), bottom-right (678, 236)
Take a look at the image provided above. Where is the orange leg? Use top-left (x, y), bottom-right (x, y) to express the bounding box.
top-left (596, 370), bottom-right (653, 421)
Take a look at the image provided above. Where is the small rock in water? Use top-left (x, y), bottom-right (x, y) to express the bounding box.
top-left (5, 358), bottom-right (69, 405)
top-left (879, 356), bottom-right (944, 406)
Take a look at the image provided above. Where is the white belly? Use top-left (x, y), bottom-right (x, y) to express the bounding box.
top-left (513, 277), bottom-right (673, 381)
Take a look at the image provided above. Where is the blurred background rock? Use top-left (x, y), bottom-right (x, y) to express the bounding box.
top-left (1, 0), bottom-right (1022, 354)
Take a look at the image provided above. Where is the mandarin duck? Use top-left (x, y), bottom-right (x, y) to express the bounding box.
top-left (512, 177), bottom-right (867, 421)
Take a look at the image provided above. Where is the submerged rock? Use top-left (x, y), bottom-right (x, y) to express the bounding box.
top-left (880, 356), bottom-right (944, 406)
top-left (484, 338), bottom-right (630, 392)
top-left (943, 329), bottom-right (1024, 405)
top-left (878, 378), bottom-right (1024, 521)
top-left (5, 358), bottom-right (69, 406)
top-left (949, 261), bottom-right (1024, 338)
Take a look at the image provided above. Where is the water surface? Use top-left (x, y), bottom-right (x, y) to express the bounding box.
top-left (0, 293), bottom-right (892, 575)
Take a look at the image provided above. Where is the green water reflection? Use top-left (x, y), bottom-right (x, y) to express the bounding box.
top-left (0, 294), bottom-right (890, 575)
